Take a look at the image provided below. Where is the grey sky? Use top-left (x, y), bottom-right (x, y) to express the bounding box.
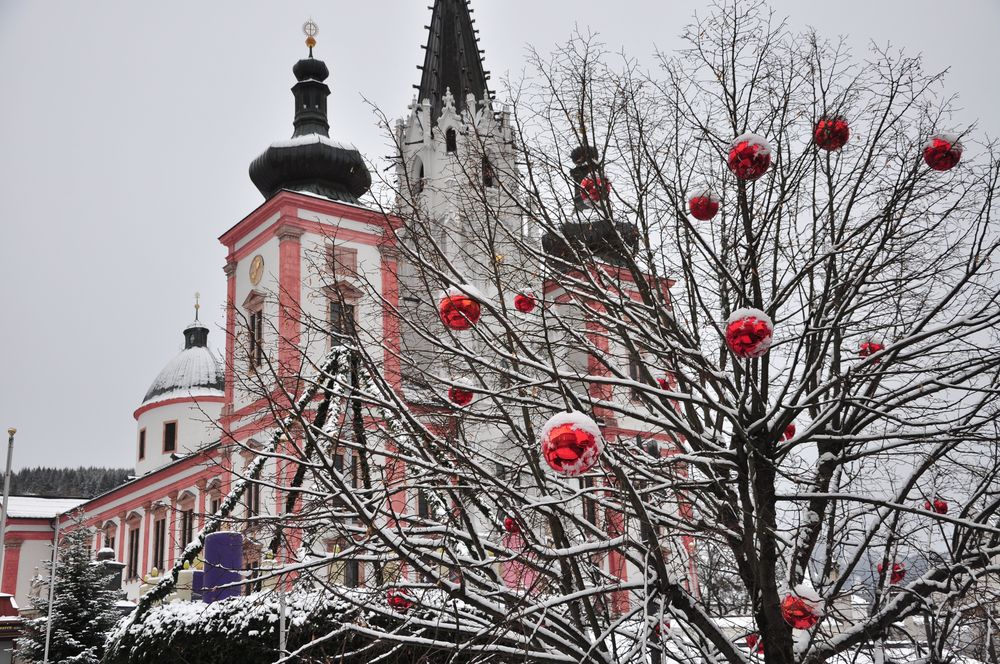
top-left (1, 0), bottom-right (997, 472)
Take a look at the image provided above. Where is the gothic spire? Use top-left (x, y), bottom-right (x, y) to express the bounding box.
top-left (417, 0), bottom-right (490, 122)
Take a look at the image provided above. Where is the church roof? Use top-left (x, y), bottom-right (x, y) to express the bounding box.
top-left (141, 320), bottom-right (224, 407)
top-left (417, 0), bottom-right (491, 121)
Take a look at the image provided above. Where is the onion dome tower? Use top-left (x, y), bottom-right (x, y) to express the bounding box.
top-left (542, 144), bottom-right (640, 268)
top-left (249, 22), bottom-right (372, 203)
top-left (133, 296), bottom-right (224, 475)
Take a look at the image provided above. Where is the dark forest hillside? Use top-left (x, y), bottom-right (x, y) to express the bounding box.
top-left (9, 466), bottom-right (131, 498)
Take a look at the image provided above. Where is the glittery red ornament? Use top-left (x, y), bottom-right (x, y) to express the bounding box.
top-left (439, 287), bottom-right (482, 331)
top-left (746, 633), bottom-right (764, 653)
top-left (782, 423), bottom-right (796, 441)
top-left (448, 386), bottom-right (474, 407)
top-left (781, 593), bottom-right (820, 630)
top-left (859, 341), bottom-right (883, 364)
top-left (580, 177), bottom-right (612, 203)
top-left (727, 133), bottom-right (772, 181)
top-left (924, 498), bottom-right (949, 514)
top-left (514, 292), bottom-right (536, 314)
top-left (877, 562), bottom-right (906, 584)
top-left (387, 588), bottom-right (414, 613)
top-left (814, 116), bottom-right (850, 151)
top-left (689, 190), bottom-right (720, 221)
top-left (923, 134), bottom-right (963, 171)
top-left (540, 412), bottom-right (604, 476)
top-left (503, 516), bottom-right (519, 534)
top-left (724, 308), bottom-right (774, 359)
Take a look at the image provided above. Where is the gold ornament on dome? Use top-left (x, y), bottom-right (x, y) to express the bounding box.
top-left (249, 255), bottom-right (265, 286)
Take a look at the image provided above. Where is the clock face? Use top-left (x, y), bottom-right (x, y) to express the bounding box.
top-left (249, 255), bottom-right (264, 286)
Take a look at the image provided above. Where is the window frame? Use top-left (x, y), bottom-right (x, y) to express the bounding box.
top-left (162, 421), bottom-right (178, 454)
top-left (152, 517), bottom-right (167, 572)
top-left (138, 428), bottom-right (146, 460)
top-left (126, 526), bottom-right (141, 579)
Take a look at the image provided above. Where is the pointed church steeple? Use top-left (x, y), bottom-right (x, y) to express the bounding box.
top-left (417, 0), bottom-right (491, 122)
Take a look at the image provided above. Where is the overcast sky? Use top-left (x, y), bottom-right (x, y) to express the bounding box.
top-left (0, 0), bottom-right (997, 472)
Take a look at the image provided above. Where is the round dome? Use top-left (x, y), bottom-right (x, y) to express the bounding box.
top-left (141, 322), bottom-right (224, 406)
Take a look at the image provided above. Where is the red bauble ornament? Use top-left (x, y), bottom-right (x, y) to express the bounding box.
top-left (580, 177), bottom-right (612, 203)
top-left (859, 341), bottom-right (883, 364)
top-left (439, 286), bottom-right (482, 331)
top-left (503, 516), bottom-right (519, 534)
top-left (689, 190), bottom-right (720, 221)
top-left (877, 562), bottom-right (906, 584)
top-left (782, 423), bottom-right (796, 441)
top-left (448, 386), bottom-right (474, 407)
top-left (656, 375), bottom-right (673, 390)
top-left (725, 308), bottom-right (774, 359)
top-left (923, 134), bottom-right (963, 171)
top-left (746, 633), bottom-right (764, 653)
top-left (814, 116), bottom-right (850, 151)
top-left (513, 292), bottom-right (536, 314)
top-left (781, 593), bottom-right (821, 630)
top-left (924, 498), bottom-right (949, 514)
top-left (727, 133), bottom-right (772, 181)
top-left (540, 412), bottom-right (604, 476)
top-left (387, 588), bottom-right (414, 613)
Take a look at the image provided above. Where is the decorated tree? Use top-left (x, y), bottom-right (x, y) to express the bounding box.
top-left (18, 514), bottom-right (121, 664)
top-left (110, 2), bottom-right (1000, 663)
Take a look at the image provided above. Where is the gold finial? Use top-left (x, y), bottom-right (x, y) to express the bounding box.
top-left (303, 19), bottom-right (319, 55)
top-left (6, 428), bottom-right (15, 438)
top-left (194, 291), bottom-right (201, 321)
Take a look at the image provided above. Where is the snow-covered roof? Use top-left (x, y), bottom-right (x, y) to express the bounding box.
top-left (141, 345), bottom-right (224, 407)
top-left (5, 496), bottom-right (86, 519)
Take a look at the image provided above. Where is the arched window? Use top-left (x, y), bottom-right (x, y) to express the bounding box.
top-left (482, 156), bottom-right (496, 188)
top-left (445, 128), bottom-right (457, 153)
top-left (414, 158), bottom-right (426, 194)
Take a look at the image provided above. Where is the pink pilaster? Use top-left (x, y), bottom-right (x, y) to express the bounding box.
top-left (2, 537), bottom-right (23, 595)
top-left (276, 224), bottom-right (304, 384)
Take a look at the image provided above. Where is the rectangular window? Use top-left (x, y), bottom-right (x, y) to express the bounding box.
top-left (330, 301), bottom-right (356, 338)
top-left (345, 559), bottom-right (360, 588)
top-left (483, 156), bottom-right (496, 188)
top-left (127, 528), bottom-right (140, 579)
top-left (210, 496), bottom-right (221, 515)
top-left (628, 352), bottom-right (643, 399)
top-left (138, 429), bottom-right (146, 460)
top-left (418, 490), bottom-right (431, 519)
top-left (163, 422), bottom-right (177, 453)
top-left (152, 518), bottom-right (166, 571)
top-left (103, 529), bottom-right (114, 550)
top-left (248, 310), bottom-right (264, 367)
top-left (180, 509), bottom-right (194, 547)
top-left (350, 453), bottom-right (360, 489)
top-left (581, 476), bottom-right (597, 525)
top-left (245, 483), bottom-right (261, 517)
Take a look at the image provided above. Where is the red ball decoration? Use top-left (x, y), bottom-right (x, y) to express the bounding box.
top-left (859, 341), bottom-right (883, 364)
top-left (923, 133), bottom-right (963, 171)
top-left (448, 386), bottom-right (474, 407)
top-left (540, 411), bottom-right (605, 476)
top-left (386, 588), bottom-right (414, 613)
top-left (724, 308), bottom-right (774, 359)
top-left (782, 423), bottom-right (796, 441)
top-left (925, 498), bottom-right (949, 514)
top-left (513, 292), bottom-right (536, 314)
top-left (503, 516), bottom-right (519, 534)
top-left (877, 562), bottom-right (906, 584)
top-left (814, 116), bottom-right (850, 151)
top-left (439, 286), bottom-right (482, 331)
top-left (689, 190), bottom-right (720, 221)
top-left (746, 633), bottom-right (764, 653)
top-left (781, 592), bottom-right (821, 630)
top-left (727, 133), bottom-right (772, 181)
top-left (580, 177), bottom-right (612, 203)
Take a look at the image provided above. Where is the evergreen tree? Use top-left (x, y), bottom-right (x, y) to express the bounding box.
top-left (17, 514), bottom-right (122, 664)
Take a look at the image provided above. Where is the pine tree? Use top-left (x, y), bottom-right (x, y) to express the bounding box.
top-left (17, 515), bottom-right (122, 664)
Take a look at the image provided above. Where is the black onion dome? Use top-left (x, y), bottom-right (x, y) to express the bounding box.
top-left (249, 51), bottom-right (371, 203)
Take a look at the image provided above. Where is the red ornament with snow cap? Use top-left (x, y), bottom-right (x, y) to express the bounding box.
top-left (745, 633), bottom-right (764, 653)
top-left (725, 308), bottom-right (774, 359)
top-left (448, 385), bottom-right (474, 407)
top-left (782, 423), bottom-right (796, 441)
top-left (439, 286), bottom-right (482, 331)
top-left (503, 516), bottom-right (519, 534)
top-left (859, 341), bottom-right (883, 364)
top-left (513, 292), bottom-right (536, 314)
top-left (580, 177), bottom-right (612, 203)
top-left (814, 116), bottom-right (850, 151)
top-left (540, 411), bottom-right (604, 476)
top-left (781, 590), bottom-right (821, 630)
top-left (923, 133), bottom-right (962, 171)
top-left (925, 497), bottom-right (949, 514)
top-left (727, 133), bottom-right (772, 181)
top-left (689, 190), bottom-right (720, 221)
top-left (877, 562), bottom-right (906, 584)
top-left (387, 588), bottom-right (414, 613)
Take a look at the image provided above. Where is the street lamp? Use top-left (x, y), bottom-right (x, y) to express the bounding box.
top-left (0, 428), bottom-right (15, 582)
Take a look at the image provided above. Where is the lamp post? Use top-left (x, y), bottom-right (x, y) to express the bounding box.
top-left (0, 428), bottom-right (15, 582)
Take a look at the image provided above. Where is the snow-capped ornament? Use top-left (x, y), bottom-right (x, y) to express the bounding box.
top-left (781, 592), bottom-right (821, 630)
top-left (814, 116), bottom-right (850, 151)
top-left (439, 286), bottom-right (482, 331)
top-left (689, 190), bottom-right (720, 221)
top-left (925, 497), bottom-right (949, 514)
top-left (923, 133), bottom-right (963, 171)
top-left (448, 385), bottom-right (474, 407)
top-left (656, 373), bottom-right (674, 391)
top-left (745, 633), bottom-right (764, 653)
top-left (727, 133), bottom-right (772, 181)
top-left (877, 562), bottom-right (906, 584)
top-left (386, 588), bottom-right (414, 613)
top-left (725, 308), bottom-right (774, 359)
top-left (580, 177), bottom-right (612, 203)
top-left (503, 516), bottom-right (519, 534)
top-left (513, 292), bottom-right (536, 314)
top-left (782, 423), bottom-right (796, 441)
top-left (540, 411), bottom-right (604, 476)
top-left (859, 341), bottom-right (883, 363)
